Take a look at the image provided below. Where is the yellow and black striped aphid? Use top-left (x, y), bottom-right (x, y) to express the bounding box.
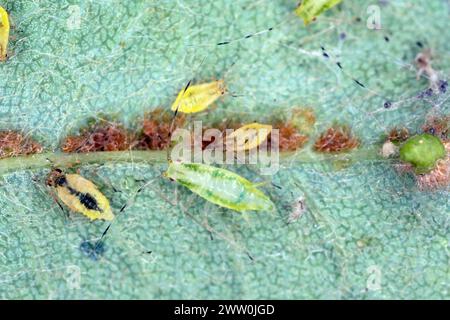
top-left (46, 168), bottom-right (114, 221)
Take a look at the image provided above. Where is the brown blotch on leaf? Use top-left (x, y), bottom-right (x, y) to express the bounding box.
top-left (416, 141), bottom-right (450, 190)
top-left (272, 122), bottom-right (309, 151)
top-left (314, 125), bottom-right (359, 153)
top-left (62, 121), bottom-right (132, 153)
top-left (388, 127), bottom-right (409, 144)
top-left (138, 108), bottom-right (186, 150)
top-left (0, 131), bottom-right (43, 159)
top-left (422, 116), bottom-right (449, 139)
top-left (268, 107), bottom-right (314, 151)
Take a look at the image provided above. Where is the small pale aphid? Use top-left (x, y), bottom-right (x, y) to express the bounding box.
top-left (226, 123), bottom-right (272, 152)
top-left (171, 80), bottom-right (226, 114)
top-left (0, 6), bottom-right (10, 61)
top-left (287, 197), bottom-right (307, 224)
top-left (415, 49), bottom-right (439, 90)
top-left (46, 169), bottom-right (114, 221)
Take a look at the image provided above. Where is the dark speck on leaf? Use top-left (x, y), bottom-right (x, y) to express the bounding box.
top-left (80, 240), bottom-right (105, 261)
top-left (339, 32), bottom-right (346, 40)
top-left (428, 128), bottom-right (436, 135)
top-left (384, 36), bottom-right (390, 42)
top-left (425, 88), bottom-right (433, 97)
top-left (438, 80), bottom-right (448, 93)
top-left (416, 41), bottom-right (423, 48)
top-left (384, 101), bottom-right (392, 109)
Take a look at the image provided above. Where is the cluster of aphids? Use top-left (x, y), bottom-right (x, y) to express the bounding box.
top-left (0, 100), bottom-right (360, 221)
top-left (1, 1), bottom-right (448, 248)
top-left (0, 0), bottom-right (360, 229)
top-left (0, 1), bottom-right (407, 227)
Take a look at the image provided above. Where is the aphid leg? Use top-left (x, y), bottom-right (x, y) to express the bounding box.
top-left (149, 180), bottom-right (254, 257)
top-left (8, 12), bottom-right (15, 30)
top-left (49, 189), bottom-right (70, 220)
top-left (118, 176), bottom-right (161, 213)
top-left (32, 174), bottom-right (70, 220)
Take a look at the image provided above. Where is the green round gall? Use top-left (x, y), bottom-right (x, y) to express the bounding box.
top-left (399, 133), bottom-right (446, 174)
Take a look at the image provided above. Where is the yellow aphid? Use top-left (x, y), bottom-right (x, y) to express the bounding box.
top-left (227, 123), bottom-right (272, 152)
top-left (171, 80), bottom-right (226, 114)
top-left (47, 169), bottom-right (114, 221)
top-left (0, 6), bottom-right (10, 62)
top-left (295, 0), bottom-right (342, 25)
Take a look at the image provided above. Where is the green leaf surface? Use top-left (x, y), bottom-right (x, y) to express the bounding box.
top-left (0, 0), bottom-right (449, 299)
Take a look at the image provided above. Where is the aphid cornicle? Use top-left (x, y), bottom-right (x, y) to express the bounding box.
top-left (46, 169), bottom-right (114, 221)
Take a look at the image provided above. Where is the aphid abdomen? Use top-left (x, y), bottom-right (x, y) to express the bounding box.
top-left (55, 174), bottom-right (114, 221)
top-left (165, 163), bottom-right (274, 212)
top-left (66, 186), bottom-right (103, 212)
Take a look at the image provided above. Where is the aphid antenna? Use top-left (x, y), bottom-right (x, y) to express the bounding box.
top-left (320, 45), bottom-right (390, 100)
top-left (119, 176), bottom-right (161, 213)
top-left (94, 223), bottom-right (111, 251)
top-left (215, 14), bottom-right (297, 47)
top-left (93, 175), bottom-right (161, 250)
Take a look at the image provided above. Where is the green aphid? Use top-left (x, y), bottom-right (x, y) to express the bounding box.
top-left (164, 162), bottom-right (275, 212)
top-left (399, 133), bottom-right (446, 174)
top-left (295, 0), bottom-right (342, 25)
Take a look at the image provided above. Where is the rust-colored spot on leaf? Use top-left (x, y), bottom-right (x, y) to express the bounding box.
top-left (314, 125), bottom-right (359, 153)
top-left (62, 121), bottom-right (132, 153)
top-left (0, 131), bottom-right (43, 159)
top-left (388, 127), bottom-right (409, 144)
top-left (273, 122), bottom-right (309, 151)
top-left (138, 107), bottom-right (186, 150)
top-left (416, 141), bottom-right (450, 190)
